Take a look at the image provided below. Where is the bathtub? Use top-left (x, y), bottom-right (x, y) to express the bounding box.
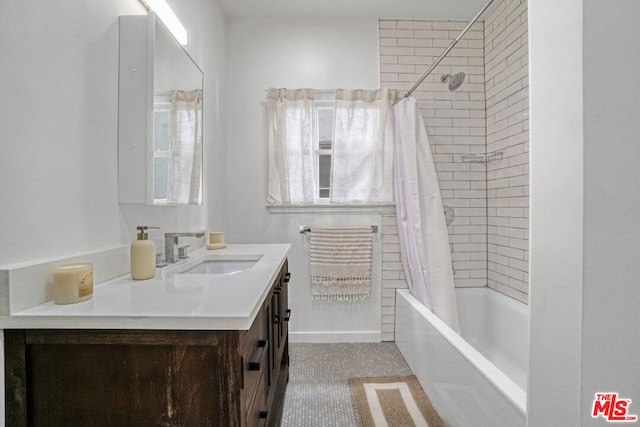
top-left (395, 288), bottom-right (528, 427)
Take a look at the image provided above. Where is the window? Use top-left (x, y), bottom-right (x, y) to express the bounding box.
top-left (266, 88), bottom-right (396, 206)
top-left (153, 100), bottom-right (170, 203)
top-left (152, 90), bottom-right (203, 205)
top-left (315, 102), bottom-right (334, 201)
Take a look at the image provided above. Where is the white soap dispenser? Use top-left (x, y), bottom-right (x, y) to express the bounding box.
top-left (130, 226), bottom-right (158, 280)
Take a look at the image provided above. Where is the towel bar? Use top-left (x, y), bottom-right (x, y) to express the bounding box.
top-left (299, 225), bottom-right (378, 234)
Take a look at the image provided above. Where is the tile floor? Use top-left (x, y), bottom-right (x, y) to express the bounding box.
top-left (281, 342), bottom-right (413, 426)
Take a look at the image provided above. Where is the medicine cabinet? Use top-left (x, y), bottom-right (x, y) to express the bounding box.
top-left (118, 12), bottom-right (204, 205)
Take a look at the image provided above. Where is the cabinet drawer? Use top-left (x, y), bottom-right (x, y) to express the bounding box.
top-left (244, 302), bottom-right (268, 412)
top-left (246, 370), bottom-right (269, 427)
top-left (275, 266), bottom-right (291, 359)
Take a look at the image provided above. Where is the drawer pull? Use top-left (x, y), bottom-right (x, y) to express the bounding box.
top-left (274, 286), bottom-right (281, 295)
top-left (258, 410), bottom-right (269, 426)
top-left (284, 309), bottom-right (291, 322)
top-left (283, 272), bottom-right (291, 283)
top-left (248, 340), bottom-right (268, 371)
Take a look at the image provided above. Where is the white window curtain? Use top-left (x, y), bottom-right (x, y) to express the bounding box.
top-left (330, 88), bottom-right (397, 204)
top-left (167, 89), bottom-right (203, 204)
top-left (266, 87), bottom-right (397, 205)
top-left (266, 88), bottom-right (316, 204)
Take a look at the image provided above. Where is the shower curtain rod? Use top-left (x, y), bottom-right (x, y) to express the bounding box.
top-left (403, 0), bottom-right (496, 99)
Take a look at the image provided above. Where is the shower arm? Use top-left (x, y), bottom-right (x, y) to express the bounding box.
top-left (403, 0), bottom-right (496, 99)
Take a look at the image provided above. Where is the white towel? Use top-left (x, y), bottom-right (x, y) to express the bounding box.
top-left (310, 227), bottom-right (373, 301)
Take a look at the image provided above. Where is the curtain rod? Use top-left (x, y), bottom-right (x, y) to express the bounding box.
top-left (404, 0), bottom-right (496, 99)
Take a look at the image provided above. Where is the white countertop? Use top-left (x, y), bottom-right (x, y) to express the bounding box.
top-left (1, 244), bottom-right (290, 331)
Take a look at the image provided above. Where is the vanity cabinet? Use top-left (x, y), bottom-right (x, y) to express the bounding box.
top-left (4, 261), bottom-right (290, 427)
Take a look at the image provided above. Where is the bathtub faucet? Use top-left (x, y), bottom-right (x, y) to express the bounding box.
top-left (164, 232), bottom-right (205, 263)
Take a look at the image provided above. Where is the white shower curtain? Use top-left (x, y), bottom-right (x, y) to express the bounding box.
top-left (393, 97), bottom-right (460, 332)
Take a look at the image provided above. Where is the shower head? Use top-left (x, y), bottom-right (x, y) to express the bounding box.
top-left (440, 72), bottom-right (466, 91)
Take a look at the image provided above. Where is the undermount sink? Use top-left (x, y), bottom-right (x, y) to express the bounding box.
top-left (156, 251), bottom-right (264, 279)
top-left (180, 259), bottom-right (258, 275)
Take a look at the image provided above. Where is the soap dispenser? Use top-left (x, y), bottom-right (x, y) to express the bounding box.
top-left (130, 226), bottom-right (159, 280)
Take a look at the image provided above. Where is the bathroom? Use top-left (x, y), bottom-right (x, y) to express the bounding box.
top-left (1, 0), bottom-right (639, 426)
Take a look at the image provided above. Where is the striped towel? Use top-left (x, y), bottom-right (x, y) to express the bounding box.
top-left (310, 227), bottom-right (373, 301)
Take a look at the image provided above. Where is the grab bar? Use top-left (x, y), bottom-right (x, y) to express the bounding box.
top-left (299, 225), bottom-right (378, 234)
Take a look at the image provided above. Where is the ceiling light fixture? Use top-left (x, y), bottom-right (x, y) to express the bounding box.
top-left (139, 0), bottom-right (188, 46)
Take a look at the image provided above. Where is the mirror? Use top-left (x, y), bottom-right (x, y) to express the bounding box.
top-left (118, 13), bottom-right (204, 205)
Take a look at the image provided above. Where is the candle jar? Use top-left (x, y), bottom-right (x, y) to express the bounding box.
top-left (209, 232), bottom-right (225, 244)
top-left (207, 231), bottom-right (227, 250)
top-left (52, 263), bottom-right (94, 304)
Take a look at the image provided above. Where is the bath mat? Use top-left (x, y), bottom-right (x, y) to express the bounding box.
top-left (349, 375), bottom-right (444, 427)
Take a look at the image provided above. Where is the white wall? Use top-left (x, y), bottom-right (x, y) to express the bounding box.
top-left (528, 0), bottom-right (584, 424)
top-left (226, 17), bottom-right (384, 341)
top-left (581, 1), bottom-right (640, 425)
top-left (528, 1), bottom-right (640, 425)
top-left (0, 0), bottom-right (226, 267)
top-left (0, 0), bottom-right (227, 423)
top-left (0, 0), bottom-right (142, 266)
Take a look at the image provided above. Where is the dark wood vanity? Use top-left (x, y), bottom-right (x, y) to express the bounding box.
top-left (5, 261), bottom-right (290, 426)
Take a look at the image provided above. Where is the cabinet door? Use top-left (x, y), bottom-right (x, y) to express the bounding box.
top-left (244, 302), bottom-right (268, 414)
top-left (274, 261), bottom-right (290, 359)
top-left (9, 330), bottom-right (243, 427)
top-left (273, 280), bottom-right (282, 354)
top-left (246, 370), bottom-right (269, 427)
top-left (280, 262), bottom-right (291, 349)
top-left (269, 291), bottom-right (279, 388)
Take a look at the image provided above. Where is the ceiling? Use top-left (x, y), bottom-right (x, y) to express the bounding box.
top-left (217, 0), bottom-right (497, 21)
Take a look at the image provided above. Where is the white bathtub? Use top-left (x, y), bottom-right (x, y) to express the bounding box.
top-left (395, 288), bottom-right (528, 427)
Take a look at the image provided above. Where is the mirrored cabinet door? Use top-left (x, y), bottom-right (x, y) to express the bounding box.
top-left (118, 13), bottom-right (203, 205)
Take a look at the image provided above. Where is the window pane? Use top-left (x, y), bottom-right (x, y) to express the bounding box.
top-left (154, 157), bottom-right (168, 200)
top-left (317, 108), bottom-right (333, 149)
top-left (154, 110), bottom-right (170, 151)
top-left (318, 154), bottom-right (331, 198)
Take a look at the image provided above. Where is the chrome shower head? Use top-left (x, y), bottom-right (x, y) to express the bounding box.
top-left (440, 72), bottom-right (466, 91)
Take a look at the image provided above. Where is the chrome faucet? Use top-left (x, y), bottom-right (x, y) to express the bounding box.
top-left (164, 232), bottom-right (205, 263)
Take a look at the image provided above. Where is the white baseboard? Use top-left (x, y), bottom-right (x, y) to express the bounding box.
top-left (289, 330), bottom-right (381, 343)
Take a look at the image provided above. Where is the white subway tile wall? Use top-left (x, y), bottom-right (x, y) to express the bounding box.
top-left (485, 0), bottom-right (529, 304)
top-left (380, 18), bottom-right (487, 341)
top-left (379, 0), bottom-right (529, 341)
